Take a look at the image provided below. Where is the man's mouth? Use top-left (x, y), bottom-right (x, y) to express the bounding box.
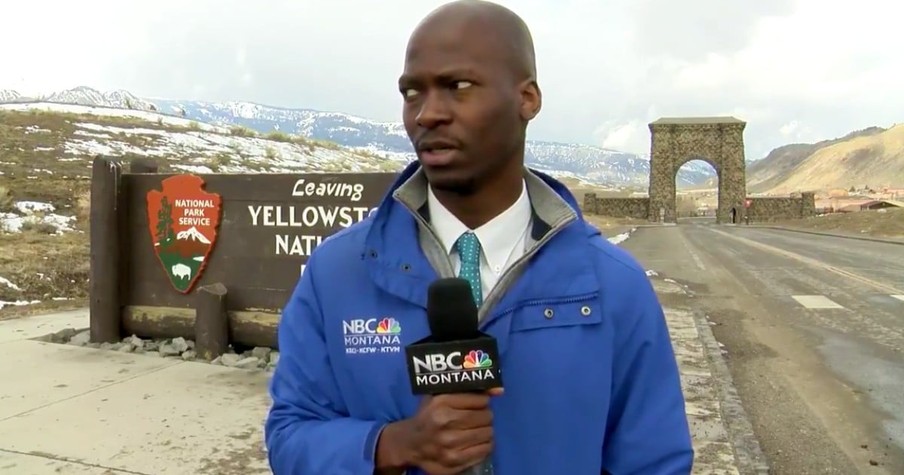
top-left (418, 143), bottom-right (458, 166)
top-left (416, 139), bottom-right (459, 166)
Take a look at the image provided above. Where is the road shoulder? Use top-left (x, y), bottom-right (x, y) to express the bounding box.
top-left (651, 274), bottom-right (769, 475)
top-left (746, 225), bottom-right (904, 246)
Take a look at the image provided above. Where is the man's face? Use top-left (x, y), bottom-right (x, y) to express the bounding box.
top-left (398, 21), bottom-right (525, 194)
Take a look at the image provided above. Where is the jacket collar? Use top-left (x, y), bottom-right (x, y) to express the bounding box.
top-left (362, 161), bottom-right (600, 310)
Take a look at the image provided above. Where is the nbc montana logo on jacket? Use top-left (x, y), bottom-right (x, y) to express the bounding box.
top-left (342, 317), bottom-right (402, 355)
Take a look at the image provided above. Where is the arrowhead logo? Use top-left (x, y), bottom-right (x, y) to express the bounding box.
top-left (146, 174), bottom-right (222, 294)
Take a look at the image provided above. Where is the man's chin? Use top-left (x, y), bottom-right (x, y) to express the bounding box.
top-left (423, 170), bottom-right (478, 196)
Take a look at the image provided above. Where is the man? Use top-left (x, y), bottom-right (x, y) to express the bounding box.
top-left (264, 1), bottom-right (694, 474)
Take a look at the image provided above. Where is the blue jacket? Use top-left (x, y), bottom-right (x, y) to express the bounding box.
top-left (265, 161), bottom-right (694, 474)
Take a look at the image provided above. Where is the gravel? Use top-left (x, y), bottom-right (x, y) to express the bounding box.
top-left (35, 328), bottom-right (279, 371)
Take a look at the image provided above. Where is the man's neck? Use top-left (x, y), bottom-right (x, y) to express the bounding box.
top-left (431, 170), bottom-right (524, 230)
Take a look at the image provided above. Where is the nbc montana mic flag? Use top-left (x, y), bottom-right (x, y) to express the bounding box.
top-left (404, 334), bottom-right (503, 395)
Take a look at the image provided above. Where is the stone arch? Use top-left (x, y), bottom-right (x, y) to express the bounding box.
top-left (647, 117), bottom-right (747, 224)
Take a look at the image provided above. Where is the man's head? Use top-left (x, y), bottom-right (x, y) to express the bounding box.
top-left (399, 0), bottom-right (541, 195)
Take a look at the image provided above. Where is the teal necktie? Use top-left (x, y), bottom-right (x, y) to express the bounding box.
top-left (454, 231), bottom-right (494, 475)
top-left (455, 231), bottom-right (483, 306)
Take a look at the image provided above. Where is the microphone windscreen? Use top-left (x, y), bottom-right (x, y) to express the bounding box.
top-left (426, 277), bottom-right (479, 342)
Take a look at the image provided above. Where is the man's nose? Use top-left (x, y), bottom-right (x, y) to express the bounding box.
top-left (416, 91), bottom-right (451, 129)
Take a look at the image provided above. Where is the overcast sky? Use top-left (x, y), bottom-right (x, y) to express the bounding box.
top-left (1, 0), bottom-right (901, 160)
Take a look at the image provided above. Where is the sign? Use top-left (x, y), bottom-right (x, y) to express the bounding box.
top-left (246, 176), bottom-right (392, 277)
top-left (146, 174), bottom-right (222, 294)
top-left (124, 172), bottom-right (396, 311)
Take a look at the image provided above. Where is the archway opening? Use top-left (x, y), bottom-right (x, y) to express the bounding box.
top-left (675, 159), bottom-right (719, 223)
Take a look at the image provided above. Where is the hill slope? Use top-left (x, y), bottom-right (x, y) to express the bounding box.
top-left (0, 102), bottom-right (401, 313)
top-left (747, 126), bottom-right (894, 193)
top-left (0, 86), bottom-right (716, 188)
top-left (752, 124), bottom-right (904, 194)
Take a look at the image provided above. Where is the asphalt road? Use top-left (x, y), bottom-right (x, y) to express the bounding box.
top-left (621, 224), bottom-right (904, 475)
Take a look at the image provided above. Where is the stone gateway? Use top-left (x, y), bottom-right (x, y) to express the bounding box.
top-left (648, 117), bottom-right (747, 224)
top-left (582, 116), bottom-right (816, 224)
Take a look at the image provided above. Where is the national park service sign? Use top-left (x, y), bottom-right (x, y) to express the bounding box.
top-left (146, 174), bottom-right (222, 293)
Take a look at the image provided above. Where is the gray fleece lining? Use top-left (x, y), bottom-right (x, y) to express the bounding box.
top-left (391, 166), bottom-right (578, 321)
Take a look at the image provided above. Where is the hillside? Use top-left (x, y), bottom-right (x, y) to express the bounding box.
top-left (764, 124), bottom-right (904, 194)
top-left (0, 102), bottom-right (402, 316)
top-left (752, 124), bottom-right (904, 194)
top-left (0, 86), bottom-right (717, 189)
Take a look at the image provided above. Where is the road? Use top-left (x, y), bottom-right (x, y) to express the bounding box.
top-left (621, 224), bottom-right (904, 475)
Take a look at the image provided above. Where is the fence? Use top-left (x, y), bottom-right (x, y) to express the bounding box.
top-left (88, 156), bottom-right (398, 358)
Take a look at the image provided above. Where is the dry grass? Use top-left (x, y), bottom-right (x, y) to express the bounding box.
top-left (0, 230), bottom-right (89, 319)
top-left (1, 111), bottom-right (92, 317)
top-left (773, 207), bottom-right (904, 239)
top-left (765, 124), bottom-right (904, 194)
top-left (0, 107), bottom-right (404, 319)
top-left (0, 111), bottom-right (173, 317)
top-left (584, 214), bottom-right (648, 229)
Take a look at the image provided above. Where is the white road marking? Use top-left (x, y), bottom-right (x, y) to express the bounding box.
top-left (792, 295), bottom-right (845, 309)
top-left (706, 228), bottom-right (904, 295)
top-left (678, 230), bottom-right (706, 270)
top-left (891, 295), bottom-right (904, 302)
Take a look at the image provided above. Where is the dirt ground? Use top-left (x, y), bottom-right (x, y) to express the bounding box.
top-left (773, 208), bottom-right (904, 239)
top-left (0, 229), bottom-right (89, 320)
top-left (583, 214), bottom-right (649, 231)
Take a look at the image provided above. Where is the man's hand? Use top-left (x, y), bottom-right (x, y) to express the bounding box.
top-left (375, 388), bottom-right (503, 475)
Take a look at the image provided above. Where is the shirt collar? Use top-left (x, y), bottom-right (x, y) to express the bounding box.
top-left (426, 180), bottom-right (532, 272)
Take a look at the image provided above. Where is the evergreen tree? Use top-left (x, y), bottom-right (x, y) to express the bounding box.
top-left (156, 196), bottom-right (175, 245)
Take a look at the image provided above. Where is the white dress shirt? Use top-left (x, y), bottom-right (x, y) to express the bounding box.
top-left (426, 180), bottom-right (532, 300)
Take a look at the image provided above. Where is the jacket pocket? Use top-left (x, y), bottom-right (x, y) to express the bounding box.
top-left (509, 294), bottom-right (602, 333)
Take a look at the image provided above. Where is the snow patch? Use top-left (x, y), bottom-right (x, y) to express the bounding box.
top-left (1, 200), bottom-right (77, 234)
top-left (608, 232), bottom-right (631, 245)
top-left (0, 102), bottom-right (224, 132)
top-left (0, 299), bottom-right (40, 310)
top-left (0, 276), bottom-right (21, 291)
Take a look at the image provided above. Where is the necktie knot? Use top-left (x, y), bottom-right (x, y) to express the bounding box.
top-left (455, 231), bottom-right (483, 306)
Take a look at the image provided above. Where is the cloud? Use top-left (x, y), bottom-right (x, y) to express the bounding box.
top-left (0, 0), bottom-right (900, 163)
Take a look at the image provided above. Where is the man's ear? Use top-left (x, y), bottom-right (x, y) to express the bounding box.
top-left (519, 80), bottom-right (541, 121)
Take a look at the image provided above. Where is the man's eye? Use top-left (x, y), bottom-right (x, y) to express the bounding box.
top-left (402, 88), bottom-right (419, 98)
top-left (454, 81), bottom-right (473, 90)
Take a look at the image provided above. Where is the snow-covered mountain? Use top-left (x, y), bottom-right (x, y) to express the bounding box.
top-left (4, 86), bottom-right (159, 112)
top-left (0, 86), bottom-right (715, 187)
top-left (176, 227), bottom-right (211, 244)
top-left (0, 89), bottom-right (22, 102)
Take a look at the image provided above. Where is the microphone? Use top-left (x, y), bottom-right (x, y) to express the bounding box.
top-left (404, 278), bottom-right (504, 395)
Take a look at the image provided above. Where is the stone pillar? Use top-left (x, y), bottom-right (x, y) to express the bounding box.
top-left (648, 123), bottom-right (673, 223)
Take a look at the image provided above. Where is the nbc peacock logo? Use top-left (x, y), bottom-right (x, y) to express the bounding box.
top-left (375, 318), bottom-right (401, 334)
top-left (462, 350), bottom-right (493, 369)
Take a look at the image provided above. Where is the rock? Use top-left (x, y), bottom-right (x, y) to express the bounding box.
top-left (171, 337), bottom-right (190, 353)
top-left (220, 353), bottom-right (242, 367)
top-left (54, 328), bottom-right (78, 343)
top-left (128, 335), bottom-right (144, 350)
top-left (69, 330), bottom-right (90, 346)
top-left (40, 328), bottom-right (278, 373)
top-left (233, 357), bottom-right (261, 370)
top-left (251, 347), bottom-right (272, 362)
top-left (158, 344), bottom-right (181, 357)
